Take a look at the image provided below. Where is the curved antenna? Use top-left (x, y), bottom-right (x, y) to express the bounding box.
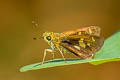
top-left (32, 20), bottom-right (42, 40)
top-left (33, 37), bottom-right (42, 40)
top-left (32, 20), bottom-right (38, 28)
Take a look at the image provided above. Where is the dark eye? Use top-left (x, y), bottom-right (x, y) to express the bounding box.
top-left (46, 36), bottom-right (51, 41)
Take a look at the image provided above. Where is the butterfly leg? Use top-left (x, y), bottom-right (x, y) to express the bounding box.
top-left (51, 52), bottom-right (55, 59)
top-left (41, 49), bottom-right (54, 65)
top-left (56, 46), bottom-right (66, 62)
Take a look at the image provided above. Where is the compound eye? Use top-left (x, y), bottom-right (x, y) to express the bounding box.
top-left (46, 36), bottom-right (51, 41)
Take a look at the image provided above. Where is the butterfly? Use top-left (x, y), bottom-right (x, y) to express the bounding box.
top-left (41, 26), bottom-right (104, 64)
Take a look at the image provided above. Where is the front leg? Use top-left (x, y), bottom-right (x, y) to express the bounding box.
top-left (41, 49), bottom-right (54, 65)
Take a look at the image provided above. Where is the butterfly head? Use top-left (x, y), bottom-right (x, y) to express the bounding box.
top-left (42, 32), bottom-right (53, 42)
top-left (42, 32), bottom-right (60, 50)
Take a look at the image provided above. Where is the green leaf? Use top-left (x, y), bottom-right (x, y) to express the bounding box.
top-left (20, 30), bottom-right (120, 72)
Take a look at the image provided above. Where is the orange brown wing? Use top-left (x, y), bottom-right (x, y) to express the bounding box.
top-left (60, 34), bottom-right (104, 59)
top-left (60, 26), bottom-right (101, 38)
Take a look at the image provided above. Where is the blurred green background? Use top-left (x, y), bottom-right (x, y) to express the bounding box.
top-left (0, 0), bottom-right (120, 80)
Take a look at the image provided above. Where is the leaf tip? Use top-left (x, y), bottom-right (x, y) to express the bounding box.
top-left (19, 67), bottom-right (27, 72)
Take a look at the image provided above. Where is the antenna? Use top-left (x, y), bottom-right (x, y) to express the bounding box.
top-left (32, 20), bottom-right (42, 40)
top-left (32, 21), bottom-right (38, 28)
